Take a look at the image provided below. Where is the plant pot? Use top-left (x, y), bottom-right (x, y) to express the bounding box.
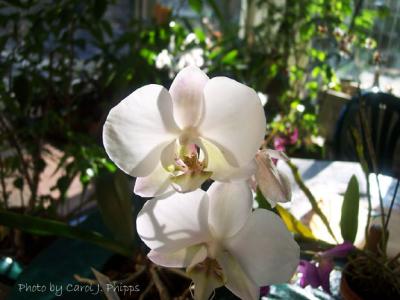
top-left (340, 269), bottom-right (363, 300)
top-left (341, 257), bottom-right (400, 300)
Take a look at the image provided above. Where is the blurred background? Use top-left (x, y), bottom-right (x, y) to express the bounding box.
top-left (0, 0), bottom-right (399, 299)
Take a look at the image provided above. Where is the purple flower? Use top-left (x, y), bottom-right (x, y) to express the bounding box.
top-left (274, 136), bottom-right (287, 152)
top-left (297, 242), bottom-right (355, 294)
top-left (320, 241), bottom-right (355, 259)
top-left (298, 260), bottom-right (320, 289)
top-left (273, 128), bottom-right (299, 152)
top-left (260, 286), bottom-right (270, 297)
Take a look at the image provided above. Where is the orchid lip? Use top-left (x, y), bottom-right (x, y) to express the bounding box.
top-left (165, 142), bottom-right (212, 192)
top-left (188, 257), bottom-right (225, 281)
top-left (167, 143), bottom-right (208, 175)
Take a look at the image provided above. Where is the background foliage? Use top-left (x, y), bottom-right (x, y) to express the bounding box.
top-left (0, 0), bottom-right (381, 259)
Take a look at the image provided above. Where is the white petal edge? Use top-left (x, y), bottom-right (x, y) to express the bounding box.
top-left (133, 163), bottom-right (173, 197)
top-left (207, 181), bottom-right (253, 239)
top-left (217, 251), bottom-right (260, 300)
top-left (169, 66), bottom-right (209, 129)
top-left (103, 84), bottom-right (179, 177)
top-left (199, 77), bottom-right (266, 167)
top-left (225, 209), bottom-right (299, 286)
top-left (136, 189), bottom-right (210, 253)
top-left (148, 245), bottom-right (207, 268)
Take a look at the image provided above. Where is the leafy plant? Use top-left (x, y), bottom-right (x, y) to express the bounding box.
top-left (340, 174), bottom-right (360, 243)
top-left (188, 0), bottom-right (381, 156)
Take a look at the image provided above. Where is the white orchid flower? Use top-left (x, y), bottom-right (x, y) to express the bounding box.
top-left (103, 66), bottom-right (266, 197)
top-left (136, 181), bottom-right (299, 300)
top-left (255, 149), bottom-right (292, 207)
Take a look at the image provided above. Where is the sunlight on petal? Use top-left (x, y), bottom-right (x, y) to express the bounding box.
top-left (103, 84), bottom-right (179, 177)
top-left (199, 138), bottom-right (256, 181)
top-left (134, 163), bottom-right (173, 197)
top-left (208, 181), bottom-right (253, 239)
top-left (199, 77), bottom-right (266, 167)
top-left (136, 190), bottom-right (210, 252)
top-left (226, 210), bottom-right (299, 286)
top-left (169, 66), bottom-right (209, 129)
top-left (148, 245), bottom-right (207, 268)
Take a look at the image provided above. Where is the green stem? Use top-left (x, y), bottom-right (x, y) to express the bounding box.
top-left (358, 103), bottom-right (387, 255)
top-left (384, 179), bottom-right (399, 231)
top-left (286, 160), bottom-right (338, 243)
top-left (365, 173), bottom-right (372, 243)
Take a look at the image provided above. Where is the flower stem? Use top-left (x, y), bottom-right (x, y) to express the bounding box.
top-left (286, 160), bottom-right (338, 243)
top-left (358, 101), bottom-right (387, 255)
top-left (384, 179), bottom-right (399, 232)
top-left (365, 173), bottom-right (372, 243)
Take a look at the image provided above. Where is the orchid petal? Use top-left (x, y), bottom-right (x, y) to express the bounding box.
top-left (136, 190), bottom-right (210, 253)
top-left (298, 260), bottom-right (320, 288)
top-left (255, 150), bottom-right (292, 207)
top-left (199, 77), bottom-right (266, 167)
top-left (225, 209), bottom-right (299, 286)
top-left (320, 241), bottom-right (355, 259)
top-left (200, 138), bottom-right (257, 181)
top-left (317, 259), bottom-right (333, 293)
top-left (217, 251), bottom-right (259, 300)
top-left (103, 84), bottom-right (179, 177)
top-left (208, 181), bottom-right (253, 239)
top-left (169, 66), bottom-right (209, 129)
top-left (133, 163), bottom-right (173, 197)
top-left (148, 245), bottom-right (207, 268)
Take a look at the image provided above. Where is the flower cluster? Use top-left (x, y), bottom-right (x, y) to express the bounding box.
top-left (103, 66), bottom-right (299, 299)
top-left (298, 242), bottom-right (355, 294)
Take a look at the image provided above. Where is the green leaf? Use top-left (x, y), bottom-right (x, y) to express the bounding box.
top-left (189, 0), bottom-right (202, 13)
top-left (275, 204), bottom-right (317, 240)
top-left (194, 28), bottom-right (205, 43)
top-left (208, 48), bottom-right (221, 59)
top-left (311, 66), bottom-right (321, 78)
top-left (0, 211), bottom-right (133, 257)
top-left (139, 48), bottom-right (156, 65)
top-left (221, 49), bottom-right (238, 65)
top-left (95, 170), bottom-right (136, 248)
top-left (340, 175), bottom-right (360, 243)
